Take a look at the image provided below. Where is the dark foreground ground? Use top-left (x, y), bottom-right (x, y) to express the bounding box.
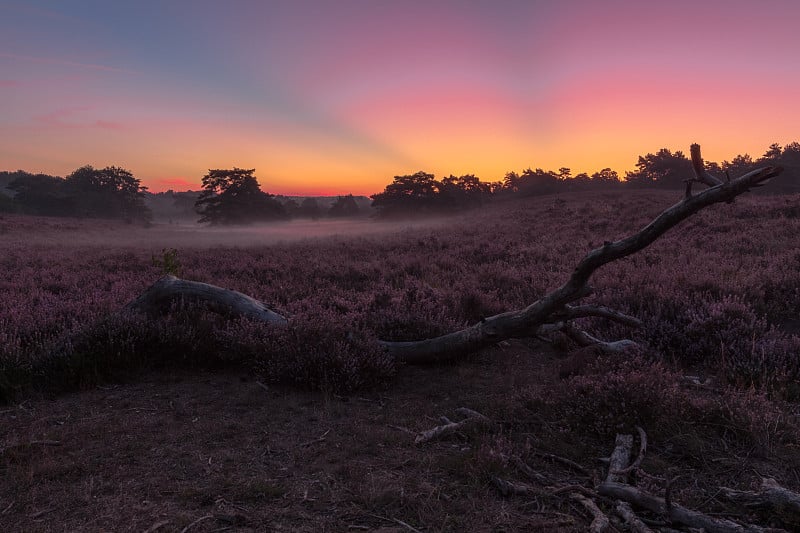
top-left (4, 341), bottom-right (800, 532)
top-left (2, 344), bottom-right (558, 532)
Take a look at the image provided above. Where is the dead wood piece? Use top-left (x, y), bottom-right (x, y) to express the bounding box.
top-left (379, 148), bottom-right (782, 364)
top-left (598, 481), bottom-right (777, 533)
top-left (561, 324), bottom-right (639, 354)
top-left (571, 492), bottom-right (610, 532)
top-left (493, 477), bottom-right (538, 497)
top-left (414, 408), bottom-right (490, 444)
top-left (533, 450), bottom-right (593, 479)
top-left (615, 501), bottom-right (655, 533)
top-left (720, 478), bottom-right (800, 522)
top-left (125, 275), bottom-right (288, 325)
top-left (606, 434), bottom-right (634, 484)
top-left (615, 426), bottom-right (648, 476)
top-left (508, 454), bottom-right (550, 484)
top-left (143, 520), bottom-right (171, 533)
top-left (179, 515), bottom-right (214, 533)
top-left (690, 143), bottom-right (724, 187)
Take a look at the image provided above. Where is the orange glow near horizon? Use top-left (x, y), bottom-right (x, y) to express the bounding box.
top-left (2, 1), bottom-right (800, 196)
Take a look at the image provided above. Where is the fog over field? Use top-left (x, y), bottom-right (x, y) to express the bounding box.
top-left (0, 213), bottom-right (456, 249)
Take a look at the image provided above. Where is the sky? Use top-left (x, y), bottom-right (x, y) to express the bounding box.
top-left (1, 0), bottom-right (799, 195)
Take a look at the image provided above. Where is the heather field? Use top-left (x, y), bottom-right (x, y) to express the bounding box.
top-left (3, 191), bottom-right (800, 531)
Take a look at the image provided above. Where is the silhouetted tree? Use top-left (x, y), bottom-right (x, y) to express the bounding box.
top-left (65, 165), bottom-right (150, 222)
top-left (722, 154), bottom-right (756, 179)
top-left (195, 168), bottom-right (286, 225)
top-left (371, 171), bottom-right (440, 216)
top-left (502, 171), bottom-right (521, 192)
top-left (517, 168), bottom-right (560, 195)
top-left (7, 172), bottom-right (74, 216)
top-left (0, 191), bottom-right (16, 213)
top-left (297, 198), bottom-right (322, 219)
top-left (625, 149), bottom-right (692, 188)
top-left (281, 198), bottom-right (300, 218)
top-left (328, 194), bottom-right (361, 217)
top-left (591, 168), bottom-right (620, 184)
top-left (438, 174), bottom-right (492, 208)
top-left (762, 143), bottom-right (783, 161)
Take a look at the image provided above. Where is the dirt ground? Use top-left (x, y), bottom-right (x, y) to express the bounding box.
top-left (1, 343), bottom-right (582, 532)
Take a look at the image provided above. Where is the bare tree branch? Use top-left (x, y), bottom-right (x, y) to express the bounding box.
top-left (381, 148), bottom-right (782, 363)
top-left (598, 481), bottom-right (777, 533)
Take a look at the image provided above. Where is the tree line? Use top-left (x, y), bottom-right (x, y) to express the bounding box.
top-left (3, 141), bottom-right (799, 223)
top-left (0, 166), bottom-right (151, 222)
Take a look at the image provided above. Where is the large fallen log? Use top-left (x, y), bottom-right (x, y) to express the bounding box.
top-left (598, 481), bottom-right (781, 533)
top-left (720, 478), bottom-right (800, 525)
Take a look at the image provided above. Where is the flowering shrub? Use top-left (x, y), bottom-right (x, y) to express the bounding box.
top-left (1, 191), bottom-right (799, 400)
top-left (521, 353), bottom-right (796, 452)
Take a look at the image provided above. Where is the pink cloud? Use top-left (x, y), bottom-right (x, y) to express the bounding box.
top-left (94, 120), bottom-right (124, 130)
top-left (35, 107), bottom-right (125, 131)
top-left (0, 79), bottom-right (20, 88)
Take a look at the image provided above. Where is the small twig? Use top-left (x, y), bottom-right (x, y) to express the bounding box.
top-left (29, 508), bottom-right (56, 519)
top-left (664, 475), bottom-right (684, 524)
top-left (180, 514), bottom-right (214, 533)
top-left (28, 440), bottom-right (61, 447)
top-left (1, 501), bottom-right (14, 515)
top-left (366, 513), bottom-right (424, 533)
top-left (532, 450), bottom-right (592, 478)
top-left (298, 429), bottom-right (331, 448)
top-left (255, 381), bottom-right (270, 392)
top-left (387, 424), bottom-right (416, 435)
top-left (509, 454), bottom-right (550, 484)
top-left (493, 477), bottom-right (538, 497)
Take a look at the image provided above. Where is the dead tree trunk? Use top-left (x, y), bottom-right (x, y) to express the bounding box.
top-left (122, 145), bottom-right (782, 365)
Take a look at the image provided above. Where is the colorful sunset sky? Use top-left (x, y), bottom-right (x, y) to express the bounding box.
top-left (1, 1), bottom-right (799, 195)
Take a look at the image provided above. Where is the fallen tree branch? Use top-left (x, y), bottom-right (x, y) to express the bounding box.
top-left (598, 481), bottom-right (780, 533)
top-left (380, 146), bottom-right (782, 363)
top-left (125, 275), bottom-right (288, 325)
top-left (615, 501), bottom-right (655, 533)
top-left (570, 493), bottom-right (610, 533)
top-left (414, 408), bottom-right (490, 445)
top-left (561, 323), bottom-right (639, 354)
top-left (720, 478), bottom-right (800, 524)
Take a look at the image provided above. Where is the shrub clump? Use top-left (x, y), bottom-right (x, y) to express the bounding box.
top-left (520, 353), bottom-right (797, 454)
top-left (223, 314), bottom-right (395, 393)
